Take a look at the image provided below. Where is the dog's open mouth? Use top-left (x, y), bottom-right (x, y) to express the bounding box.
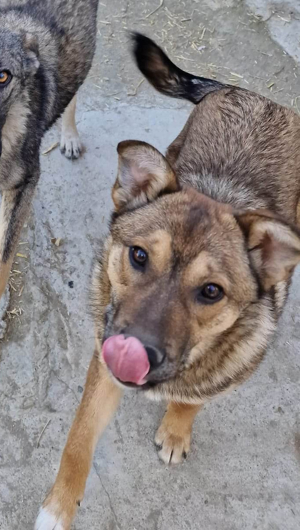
top-left (102, 334), bottom-right (150, 386)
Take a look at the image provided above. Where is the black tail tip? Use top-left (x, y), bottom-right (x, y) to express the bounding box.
top-left (129, 31), bottom-right (176, 88)
top-left (130, 32), bottom-right (155, 53)
top-left (130, 32), bottom-right (164, 69)
top-left (128, 32), bottom-right (225, 104)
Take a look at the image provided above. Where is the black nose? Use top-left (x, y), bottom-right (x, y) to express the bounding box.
top-left (145, 346), bottom-right (165, 370)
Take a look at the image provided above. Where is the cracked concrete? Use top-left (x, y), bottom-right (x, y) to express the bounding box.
top-left (0, 0), bottom-right (300, 529)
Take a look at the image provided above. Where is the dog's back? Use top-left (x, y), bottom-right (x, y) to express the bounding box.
top-left (167, 89), bottom-right (300, 221)
top-left (133, 34), bottom-right (300, 224)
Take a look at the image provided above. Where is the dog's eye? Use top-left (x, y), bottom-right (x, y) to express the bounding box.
top-left (129, 246), bottom-right (148, 270)
top-left (0, 71), bottom-right (11, 87)
top-left (196, 283), bottom-right (224, 304)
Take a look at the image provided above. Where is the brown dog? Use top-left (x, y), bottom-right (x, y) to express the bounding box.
top-left (36, 34), bottom-right (300, 529)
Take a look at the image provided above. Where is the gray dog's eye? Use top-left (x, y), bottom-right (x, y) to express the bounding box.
top-left (129, 246), bottom-right (148, 270)
top-left (196, 283), bottom-right (224, 304)
top-left (0, 70), bottom-right (12, 87)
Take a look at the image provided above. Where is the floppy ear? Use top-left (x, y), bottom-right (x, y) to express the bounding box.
top-left (22, 33), bottom-right (40, 74)
top-left (112, 140), bottom-right (178, 212)
top-left (236, 210), bottom-right (300, 290)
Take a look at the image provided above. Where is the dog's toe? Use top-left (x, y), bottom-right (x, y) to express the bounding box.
top-left (60, 133), bottom-right (82, 160)
top-left (155, 427), bottom-right (191, 465)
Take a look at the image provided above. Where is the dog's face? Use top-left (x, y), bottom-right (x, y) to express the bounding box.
top-left (0, 29), bottom-right (39, 136)
top-left (97, 141), bottom-right (300, 393)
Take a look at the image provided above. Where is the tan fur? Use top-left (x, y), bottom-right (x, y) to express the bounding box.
top-left (0, 185), bottom-right (36, 299)
top-left (0, 259), bottom-right (12, 299)
top-left (155, 402), bottom-right (202, 464)
top-left (40, 353), bottom-right (122, 529)
top-left (60, 95), bottom-right (82, 159)
top-left (1, 99), bottom-right (30, 170)
top-left (61, 96), bottom-right (78, 139)
top-left (136, 229), bottom-right (173, 274)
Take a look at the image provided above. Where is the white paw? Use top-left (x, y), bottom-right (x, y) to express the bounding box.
top-left (60, 132), bottom-right (82, 160)
top-left (35, 507), bottom-right (65, 530)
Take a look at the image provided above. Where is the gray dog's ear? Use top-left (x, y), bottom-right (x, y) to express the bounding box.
top-left (235, 210), bottom-right (300, 290)
top-left (22, 33), bottom-right (40, 74)
top-left (112, 140), bottom-right (178, 212)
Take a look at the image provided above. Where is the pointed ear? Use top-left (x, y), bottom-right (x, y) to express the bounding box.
top-left (22, 33), bottom-right (40, 74)
top-left (112, 140), bottom-right (178, 211)
top-left (235, 210), bottom-right (300, 290)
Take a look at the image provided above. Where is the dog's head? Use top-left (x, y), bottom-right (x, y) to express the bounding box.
top-left (0, 30), bottom-right (39, 152)
top-left (94, 141), bottom-right (300, 396)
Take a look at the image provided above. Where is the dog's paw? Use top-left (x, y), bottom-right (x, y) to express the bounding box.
top-left (155, 420), bottom-right (191, 465)
top-left (60, 131), bottom-right (82, 160)
top-left (35, 493), bottom-right (78, 530)
top-left (35, 506), bottom-right (66, 530)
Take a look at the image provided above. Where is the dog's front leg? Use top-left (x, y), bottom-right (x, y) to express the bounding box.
top-left (35, 352), bottom-right (122, 530)
top-left (155, 402), bottom-right (202, 464)
top-left (0, 181), bottom-right (37, 299)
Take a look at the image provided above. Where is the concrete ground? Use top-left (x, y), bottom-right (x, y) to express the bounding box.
top-left (1, 0), bottom-right (300, 528)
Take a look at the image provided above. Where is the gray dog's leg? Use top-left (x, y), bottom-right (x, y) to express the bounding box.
top-left (0, 181), bottom-right (37, 298)
top-left (60, 95), bottom-right (82, 159)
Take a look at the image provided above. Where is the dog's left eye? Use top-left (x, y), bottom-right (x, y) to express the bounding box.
top-left (129, 246), bottom-right (148, 270)
top-left (0, 71), bottom-right (12, 87)
top-left (196, 283), bottom-right (224, 304)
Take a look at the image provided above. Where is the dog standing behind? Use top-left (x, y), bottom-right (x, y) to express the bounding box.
top-left (0, 0), bottom-right (99, 301)
top-left (36, 35), bottom-right (300, 529)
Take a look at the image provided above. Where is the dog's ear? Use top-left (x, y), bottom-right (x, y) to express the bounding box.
top-left (235, 210), bottom-right (300, 290)
top-left (22, 33), bottom-right (40, 74)
top-left (112, 140), bottom-right (178, 211)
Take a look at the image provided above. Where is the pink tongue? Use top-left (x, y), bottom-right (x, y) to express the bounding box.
top-left (102, 335), bottom-right (150, 385)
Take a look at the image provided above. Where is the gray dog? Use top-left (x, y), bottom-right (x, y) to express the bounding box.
top-left (0, 0), bottom-right (99, 301)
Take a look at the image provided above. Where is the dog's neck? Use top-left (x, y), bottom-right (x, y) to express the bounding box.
top-left (184, 173), bottom-right (267, 211)
top-left (2, 97), bottom-right (31, 152)
top-left (0, 95), bottom-right (34, 188)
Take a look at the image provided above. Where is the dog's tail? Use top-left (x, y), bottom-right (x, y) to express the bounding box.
top-left (131, 33), bottom-right (225, 104)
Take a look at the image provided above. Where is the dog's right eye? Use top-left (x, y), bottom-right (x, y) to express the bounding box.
top-left (129, 246), bottom-right (148, 270)
top-left (0, 70), bottom-right (12, 87)
top-left (196, 283), bottom-right (224, 304)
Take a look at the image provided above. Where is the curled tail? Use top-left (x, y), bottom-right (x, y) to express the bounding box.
top-left (131, 33), bottom-right (225, 104)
